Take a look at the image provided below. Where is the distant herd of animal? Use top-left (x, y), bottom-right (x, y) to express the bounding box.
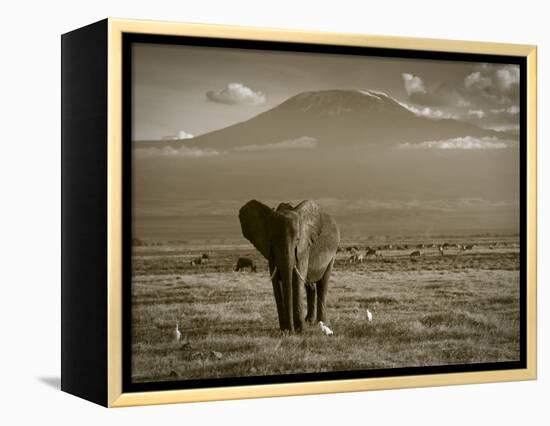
top-left (338, 242), bottom-right (480, 263)
top-left (189, 253), bottom-right (259, 271)
top-left (188, 240), bottom-right (509, 271)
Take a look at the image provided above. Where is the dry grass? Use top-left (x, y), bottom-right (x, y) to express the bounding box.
top-left (131, 238), bottom-right (520, 383)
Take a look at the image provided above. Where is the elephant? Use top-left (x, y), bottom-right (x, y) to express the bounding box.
top-left (239, 199), bottom-right (340, 333)
top-left (235, 257), bottom-right (257, 272)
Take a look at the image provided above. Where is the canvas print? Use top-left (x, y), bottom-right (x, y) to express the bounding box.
top-left (130, 43), bottom-right (521, 384)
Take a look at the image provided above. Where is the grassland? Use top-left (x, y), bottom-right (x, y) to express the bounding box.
top-left (131, 236), bottom-right (520, 383)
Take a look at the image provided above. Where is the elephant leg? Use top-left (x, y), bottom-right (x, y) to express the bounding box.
top-left (292, 269), bottom-right (304, 332)
top-left (305, 283), bottom-right (316, 324)
top-left (269, 263), bottom-right (285, 330)
top-left (316, 257), bottom-right (334, 323)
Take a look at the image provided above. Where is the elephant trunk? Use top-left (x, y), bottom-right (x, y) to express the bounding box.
top-left (276, 247), bottom-right (296, 332)
top-left (282, 264), bottom-right (294, 332)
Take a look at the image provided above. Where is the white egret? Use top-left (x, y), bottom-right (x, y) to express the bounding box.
top-left (174, 320), bottom-right (181, 342)
top-left (319, 321), bottom-right (334, 336)
top-left (367, 309), bottom-right (373, 322)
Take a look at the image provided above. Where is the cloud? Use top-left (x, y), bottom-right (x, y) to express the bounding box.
top-left (398, 100), bottom-right (457, 120)
top-left (135, 144), bottom-right (220, 158)
top-left (162, 130), bottom-right (194, 140)
top-left (176, 130), bottom-right (194, 139)
top-left (402, 73), bottom-right (426, 95)
top-left (397, 136), bottom-right (513, 150)
top-left (495, 65), bottom-right (520, 91)
top-left (464, 65), bottom-right (519, 104)
top-left (490, 105), bottom-right (519, 115)
top-left (397, 65), bottom-right (520, 136)
top-left (233, 136), bottom-right (318, 152)
top-left (206, 83), bottom-right (266, 105)
top-left (468, 109), bottom-right (486, 119)
top-left (481, 105), bottom-right (519, 132)
top-left (401, 65), bottom-right (520, 116)
top-left (401, 73), bottom-right (468, 106)
top-left (464, 71), bottom-right (492, 90)
top-left (485, 124), bottom-right (520, 133)
top-left (135, 136), bottom-right (318, 159)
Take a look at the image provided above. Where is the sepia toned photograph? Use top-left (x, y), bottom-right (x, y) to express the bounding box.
top-left (129, 41), bottom-right (522, 385)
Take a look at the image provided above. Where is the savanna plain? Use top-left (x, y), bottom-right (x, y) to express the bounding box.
top-left (131, 236), bottom-right (520, 383)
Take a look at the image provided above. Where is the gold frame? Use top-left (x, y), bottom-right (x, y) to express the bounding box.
top-left (106, 18), bottom-right (537, 407)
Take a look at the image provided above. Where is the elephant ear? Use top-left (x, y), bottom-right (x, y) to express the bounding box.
top-left (294, 200), bottom-right (322, 249)
top-left (239, 200), bottom-right (272, 259)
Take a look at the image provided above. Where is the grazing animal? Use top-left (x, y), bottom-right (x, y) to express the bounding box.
top-left (410, 250), bottom-right (421, 259)
top-left (365, 247), bottom-right (381, 258)
top-left (319, 321), bottom-right (333, 336)
top-left (239, 200), bottom-right (340, 333)
top-left (348, 253), bottom-right (364, 264)
top-left (235, 257), bottom-right (257, 272)
top-left (190, 257), bottom-right (204, 266)
top-left (201, 253), bottom-right (210, 260)
top-left (366, 309), bottom-right (373, 322)
top-left (416, 243), bottom-right (424, 249)
top-left (464, 244), bottom-right (475, 250)
top-left (174, 321), bottom-right (181, 342)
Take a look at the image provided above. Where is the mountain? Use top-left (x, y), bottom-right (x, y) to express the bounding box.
top-left (136, 89), bottom-right (506, 150)
top-left (132, 89), bottom-right (519, 240)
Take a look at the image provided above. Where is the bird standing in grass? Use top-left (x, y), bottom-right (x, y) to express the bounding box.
top-left (367, 309), bottom-right (373, 322)
top-left (319, 321), bottom-right (334, 336)
top-left (174, 320), bottom-right (181, 342)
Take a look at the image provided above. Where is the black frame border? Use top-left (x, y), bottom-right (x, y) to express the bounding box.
top-left (122, 33), bottom-right (528, 394)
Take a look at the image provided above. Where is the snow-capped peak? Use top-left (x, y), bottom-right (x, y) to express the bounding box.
top-left (358, 89), bottom-right (397, 102)
top-left (358, 89), bottom-right (383, 100)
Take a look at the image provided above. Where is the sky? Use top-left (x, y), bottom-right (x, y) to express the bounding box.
top-left (131, 42), bottom-right (521, 240)
top-left (132, 43), bottom-right (520, 141)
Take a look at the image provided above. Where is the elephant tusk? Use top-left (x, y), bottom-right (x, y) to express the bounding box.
top-left (294, 265), bottom-right (307, 283)
top-left (268, 266), bottom-right (278, 281)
